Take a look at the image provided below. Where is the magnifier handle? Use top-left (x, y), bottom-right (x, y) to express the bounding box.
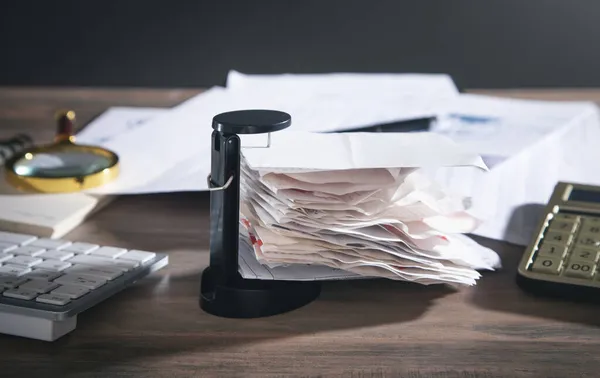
top-left (55, 110), bottom-right (76, 143)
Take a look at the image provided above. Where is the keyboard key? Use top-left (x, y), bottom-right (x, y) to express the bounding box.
top-left (55, 274), bottom-right (107, 290)
top-left (118, 250), bottom-right (156, 264)
top-left (563, 260), bottom-right (596, 279)
top-left (0, 242), bottom-right (17, 253)
top-left (38, 249), bottom-right (74, 261)
top-left (570, 247), bottom-right (600, 263)
top-left (36, 293), bottom-right (71, 306)
top-left (34, 260), bottom-right (72, 272)
top-left (28, 239), bottom-right (71, 250)
top-left (65, 265), bottom-right (123, 280)
top-left (5, 255), bottom-right (42, 268)
top-left (531, 257), bottom-right (563, 275)
top-left (537, 243), bottom-right (568, 259)
top-left (0, 264), bottom-right (31, 276)
top-left (0, 276), bottom-right (28, 289)
top-left (24, 269), bottom-right (63, 281)
top-left (10, 246), bottom-right (46, 257)
top-left (61, 242), bottom-right (99, 254)
top-left (90, 246), bottom-right (127, 258)
top-left (0, 232), bottom-right (36, 245)
top-left (548, 220), bottom-right (578, 233)
top-left (3, 288), bottom-right (38, 300)
top-left (19, 280), bottom-right (59, 294)
top-left (51, 284), bottom-right (90, 299)
top-left (0, 254), bottom-right (13, 264)
top-left (68, 254), bottom-right (137, 271)
top-left (543, 231), bottom-right (573, 246)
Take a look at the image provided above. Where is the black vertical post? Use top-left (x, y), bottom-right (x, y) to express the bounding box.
top-left (208, 130), bottom-right (241, 283)
top-left (200, 110), bottom-right (321, 319)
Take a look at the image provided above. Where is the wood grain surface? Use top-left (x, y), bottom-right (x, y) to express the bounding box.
top-left (0, 87), bottom-right (598, 378)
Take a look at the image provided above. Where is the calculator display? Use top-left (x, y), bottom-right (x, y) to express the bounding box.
top-left (568, 188), bottom-right (600, 203)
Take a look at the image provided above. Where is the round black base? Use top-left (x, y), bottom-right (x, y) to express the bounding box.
top-left (199, 267), bottom-right (321, 318)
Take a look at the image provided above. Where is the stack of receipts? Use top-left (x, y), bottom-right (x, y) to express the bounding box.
top-left (236, 131), bottom-right (501, 285)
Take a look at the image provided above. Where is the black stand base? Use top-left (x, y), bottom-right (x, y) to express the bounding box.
top-left (200, 267), bottom-right (321, 318)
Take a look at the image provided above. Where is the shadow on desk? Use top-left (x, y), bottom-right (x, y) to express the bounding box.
top-left (0, 190), bottom-right (455, 376)
top-left (469, 204), bottom-right (600, 329)
top-left (0, 275), bottom-right (452, 376)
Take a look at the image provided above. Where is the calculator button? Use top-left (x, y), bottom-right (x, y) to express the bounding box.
top-left (579, 223), bottom-right (600, 236)
top-left (548, 220), bottom-right (578, 233)
top-left (582, 216), bottom-right (600, 225)
top-left (570, 247), bottom-right (600, 263)
top-left (554, 213), bottom-right (580, 222)
top-left (531, 257), bottom-right (563, 275)
top-left (543, 231), bottom-right (573, 246)
top-left (537, 243), bottom-right (568, 259)
top-left (563, 260), bottom-right (596, 280)
top-left (575, 234), bottom-right (600, 247)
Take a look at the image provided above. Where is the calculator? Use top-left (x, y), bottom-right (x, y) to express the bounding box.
top-left (517, 181), bottom-right (600, 302)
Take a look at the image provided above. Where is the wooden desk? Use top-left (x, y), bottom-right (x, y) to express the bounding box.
top-left (0, 87), bottom-right (599, 377)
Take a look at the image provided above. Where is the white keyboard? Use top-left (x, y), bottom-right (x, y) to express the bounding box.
top-left (0, 231), bottom-right (168, 341)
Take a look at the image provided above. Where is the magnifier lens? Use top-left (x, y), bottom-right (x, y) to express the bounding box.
top-left (5, 110), bottom-right (120, 193)
top-left (13, 151), bottom-right (114, 178)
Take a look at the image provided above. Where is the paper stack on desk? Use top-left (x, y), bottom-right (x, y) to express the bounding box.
top-left (236, 131), bottom-right (501, 285)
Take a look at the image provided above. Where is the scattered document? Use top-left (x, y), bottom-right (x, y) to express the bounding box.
top-left (76, 107), bottom-right (168, 145)
top-left (80, 69), bottom-right (464, 194)
top-left (427, 94), bottom-right (600, 245)
top-left (75, 107), bottom-right (210, 194)
top-left (225, 70), bottom-right (460, 132)
top-left (237, 130), bottom-right (500, 285)
top-left (430, 94), bottom-right (597, 168)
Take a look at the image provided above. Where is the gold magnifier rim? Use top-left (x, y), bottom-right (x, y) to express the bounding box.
top-left (4, 142), bottom-right (120, 193)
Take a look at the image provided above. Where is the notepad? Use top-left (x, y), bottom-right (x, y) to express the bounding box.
top-left (0, 190), bottom-right (114, 238)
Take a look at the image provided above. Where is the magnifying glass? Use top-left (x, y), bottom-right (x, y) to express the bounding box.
top-left (4, 110), bottom-right (119, 193)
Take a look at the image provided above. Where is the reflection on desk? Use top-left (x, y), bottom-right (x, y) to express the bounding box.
top-left (0, 88), bottom-right (598, 377)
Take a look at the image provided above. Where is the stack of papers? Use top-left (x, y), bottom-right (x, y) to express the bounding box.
top-left (236, 131), bottom-right (501, 285)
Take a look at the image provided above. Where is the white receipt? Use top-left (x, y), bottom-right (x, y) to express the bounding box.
top-left (237, 133), bottom-right (500, 286)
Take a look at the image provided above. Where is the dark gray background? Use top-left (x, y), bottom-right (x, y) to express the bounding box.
top-left (1, 0), bottom-right (598, 89)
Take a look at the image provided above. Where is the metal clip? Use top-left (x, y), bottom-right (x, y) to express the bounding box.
top-left (207, 174), bottom-right (234, 192)
top-left (242, 133), bottom-right (271, 149)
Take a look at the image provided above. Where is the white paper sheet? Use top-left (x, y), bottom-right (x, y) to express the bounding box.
top-left (79, 89), bottom-right (226, 194)
top-left (225, 70), bottom-right (459, 132)
top-left (76, 107), bottom-right (168, 145)
top-left (430, 94), bottom-right (597, 168)
top-left (427, 94), bottom-right (600, 245)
